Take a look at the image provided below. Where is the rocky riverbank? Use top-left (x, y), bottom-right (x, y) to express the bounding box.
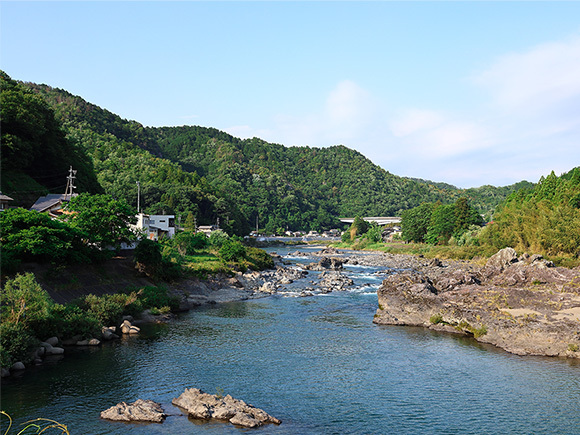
top-left (372, 248), bottom-right (580, 359)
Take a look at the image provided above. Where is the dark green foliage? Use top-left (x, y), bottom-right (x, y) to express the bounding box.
top-left (219, 239), bottom-right (247, 262)
top-left (402, 198), bottom-right (483, 245)
top-left (172, 231), bottom-right (208, 255)
top-left (364, 223), bottom-right (383, 243)
top-left (75, 294), bottom-right (126, 326)
top-left (65, 193), bottom-right (136, 251)
top-left (134, 239), bottom-right (163, 268)
top-left (208, 230), bottom-right (230, 248)
top-left (401, 203), bottom-right (435, 243)
top-left (245, 246), bottom-right (275, 270)
top-left (0, 71), bottom-right (102, 206)
top-left (0, 322), bottom-right (36, 367)
top-left (352, 216), bottom-right (370, 236)
top-left (41, 304), bottom-right (101, 340)
top-left (0, 273), bottom-right (51, 366)
top-left (0, 208), bottom-right (92, 268)
top-left (425, 204), bottom-right (457, 245)
top-left (135, 286), bottom-right (180, 311)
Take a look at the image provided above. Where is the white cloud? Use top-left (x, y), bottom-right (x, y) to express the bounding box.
top-left (473, 35), bottom-right (580, 114)
top-left (231, 80), bottom-right (379, 147)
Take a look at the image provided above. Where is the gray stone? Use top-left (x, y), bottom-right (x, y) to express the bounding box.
top-left (100, 399), bottom-right (166, 423)
top-left (172, 388), bottom-right (281, 428)
top-left (48, 346), bottom-right (65, 355)
top-left (486, 247), bottom-right (518, 271)
top-left (11, 362), bottom-right (25, 371)
top-left (230, 412), bottom-right (260, 428)
top-left (45, 336), bottom-right (59, 346)
top-left (88, 339), bottom-right (101, 346)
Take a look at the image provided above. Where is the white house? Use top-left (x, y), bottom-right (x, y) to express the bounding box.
top-left (133, 213), bottom-right (176, 241)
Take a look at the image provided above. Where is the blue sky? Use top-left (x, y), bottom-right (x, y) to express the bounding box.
top-left (2, 1), bottom-right (580, 188)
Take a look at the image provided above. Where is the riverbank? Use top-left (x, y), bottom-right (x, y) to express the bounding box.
top-left (369, 248), bottom-right (580, 359)
top-left (5, 244), bottom-right (579, 379)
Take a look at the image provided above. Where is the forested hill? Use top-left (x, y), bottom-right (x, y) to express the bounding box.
top-left (2, 71), bottom-right (533, 234)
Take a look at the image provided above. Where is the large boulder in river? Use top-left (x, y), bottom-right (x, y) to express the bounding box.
top-left (100, 399), bottom-right (166, 423)
top-left (172, 388), bottom-right (281, 428)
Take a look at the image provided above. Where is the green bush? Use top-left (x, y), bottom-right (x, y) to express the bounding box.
top-left (0, 322), bottom-right (36, 367)
top-left (137, 286), bottom-right (180, 311)
top-left (134, 239), bottom-right (162, 268)
top-left (172, 231), bottom-right (208, 255)
top-left (76, 294), bottom-right (126, 326)
top-left (219, 239), bottom-right (247, 262)
top-left (208, 230), bottom-right (230, 248)
top-left (0, 273), bottom-right (53, 325)
top-left (364, 223), bottom-right (383, 244)
top-left (245, 246), bottom-right (274, 270)
top-left (46, 304), bottom-right (101, 339)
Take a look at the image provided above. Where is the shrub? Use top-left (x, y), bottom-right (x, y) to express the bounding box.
top-left (46, 304), bottom-right (101, 339)
top-left (430, 313), bottom-right (444, 324)
top-left (1, 273), bottom-right (53, 325)
top-left (137, 286), bottom-right (180, 311)
top-left (77, 294), bottom-right (126, 326)
top-left (0, 322), bottom-right (36, 367)
top-left (172, 231), bottom-right (208, 255)
top-left (208, 230), bottom-right (229, 248)
top-left (364, 223), bottom-right (383, 244)
top-left (219, 239), bottom-right (247, 262)
top-left (245, 246), bottom-right (274, 270)
top-left (134, 239), bottom-right (162, 268)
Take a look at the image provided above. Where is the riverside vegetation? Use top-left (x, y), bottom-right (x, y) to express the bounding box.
top-left (0, 197), bottom-right (273, 370)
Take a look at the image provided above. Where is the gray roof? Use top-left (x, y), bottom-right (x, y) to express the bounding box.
top-left (0, 194), bottom-right (13, 202)
top-left (30, 194), bottom-right (76, 212)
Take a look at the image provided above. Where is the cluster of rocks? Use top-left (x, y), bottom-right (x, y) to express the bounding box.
top-left (101, 388), bottom-right (281, 429)
top-left (373, 247), bottom-right (580, 358)
top-left (303, 256), bottom-right (346, 271)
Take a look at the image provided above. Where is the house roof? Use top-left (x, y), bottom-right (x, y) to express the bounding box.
top-left (0, 194), bottom-right (14, 202)
top-left (30, 194), bottom-right (77, 213)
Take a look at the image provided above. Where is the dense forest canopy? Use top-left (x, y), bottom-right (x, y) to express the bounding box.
top-left (1, 71), bottom-right (538, 234)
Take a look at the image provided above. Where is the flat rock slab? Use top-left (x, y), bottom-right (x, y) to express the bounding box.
top-left (172, 388), bottom-right (281, 428)
top-left (100, 399), bottom-right (166, 423)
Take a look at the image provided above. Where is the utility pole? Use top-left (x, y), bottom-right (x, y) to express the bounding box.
top-left (256, 215), bottom-right (259, 233)
top-left (64, 166), bottom-right (77, 199)
top-left (136, 181), bottom-right (141, 213)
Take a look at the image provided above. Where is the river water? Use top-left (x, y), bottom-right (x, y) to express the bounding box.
top-left (2, 246), bottom-right (580, 434)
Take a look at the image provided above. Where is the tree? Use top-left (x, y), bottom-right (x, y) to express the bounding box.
top-left (425, 204), bottom-right (456, 245)
top-left (0, 208), bottom-right (91, 269)
top-left (401, 203), bottom-right (435, 243)
top-left (64, 193), bottom-right (136, 252)
top-left (453, 197), bottom-right (484, 238)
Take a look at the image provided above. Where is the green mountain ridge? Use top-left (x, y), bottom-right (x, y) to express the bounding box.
top-left (1, 71), bottom-right (535, 234)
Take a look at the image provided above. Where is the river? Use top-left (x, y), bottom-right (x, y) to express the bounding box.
top-left (2, 246), bottom-right (580, 434)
